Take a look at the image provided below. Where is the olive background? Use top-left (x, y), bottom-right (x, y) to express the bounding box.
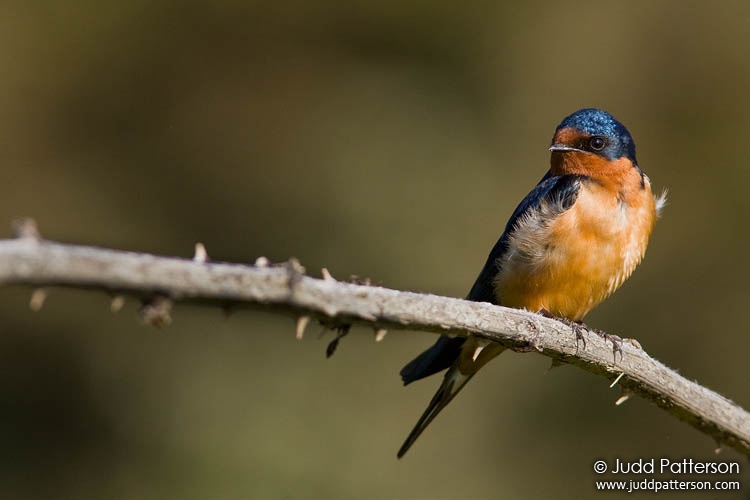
top-left (0, 2), bottom-right (748, 499)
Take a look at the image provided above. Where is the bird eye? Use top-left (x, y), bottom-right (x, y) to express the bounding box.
top-left (589, 136), bottom-right (607, 151)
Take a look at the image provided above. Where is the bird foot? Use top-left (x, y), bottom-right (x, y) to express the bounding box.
top-left (537, 309), bottom-right (622, 363)
top-left (537, 309), bottom-right (586, 352)
top-left (591, 328), bottom-right (623, 363)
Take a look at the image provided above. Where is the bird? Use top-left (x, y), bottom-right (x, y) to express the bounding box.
top-left (397, 108), bottom-right (666, 458)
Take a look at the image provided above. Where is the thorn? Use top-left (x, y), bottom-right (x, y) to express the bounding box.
top-left (285, 258), bottom-right (306, 291)
top-left (326, 324), bottom-right (351, 358)
top-left (12, 217), bottom-right (41, 241)
top-left (374, 329), bottom-right (387, 342)
top-left (286, 258), bottom-right (305, 274)
top-left (615, 394), bottom-right (630, 406)
top-left (472, 340), bottom-right (490, 361)
top-left (29, 288), bottom-right (47, 311)
top-left (254, 256), bottom-right (270, 267)
top-left (193, 242), bottom-right (208, 263)
top-left (609, 372), bottom-right (625, 388)
top-left (325, 340), bottom-right (338, 358)
top-left (349, 275), bottom-right (372, 286)
top-left (321, 268), bottom-right (335, 281)
top-left (615, 390), bottom-right (632, 406)
top-left (472, 345), bottom-right (484, 362)
top-left (139, 295), bottom-right (173, 328)
top-left (296, 315), bottom-right (310, 340)
top-left (360, 312), bottom-right (377, 321)
top-left (624, 338), bottom-right (642, 349)
top-left (110, 295), bottom-right (126, 313)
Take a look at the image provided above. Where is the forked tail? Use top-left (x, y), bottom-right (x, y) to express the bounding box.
top-left (397, 367), bottom-right (474, 458)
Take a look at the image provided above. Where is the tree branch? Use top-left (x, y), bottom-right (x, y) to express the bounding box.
top-left (1, 233), bottom-right (748, 457)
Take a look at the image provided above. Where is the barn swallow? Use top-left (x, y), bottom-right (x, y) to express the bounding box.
top-left (397, 108), bottom-right (666, 458)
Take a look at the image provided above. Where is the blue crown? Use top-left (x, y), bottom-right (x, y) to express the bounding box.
top-left (556, 109), bottom-right (637, 163)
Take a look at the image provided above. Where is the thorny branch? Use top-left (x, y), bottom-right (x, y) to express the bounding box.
top-left (1, 220), bottom-right (749, 457)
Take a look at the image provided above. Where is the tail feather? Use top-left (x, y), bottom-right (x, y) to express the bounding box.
top-left (400, 336), bottom-right (465, 386)
top-left (397, 367), bottom-right (474, 458)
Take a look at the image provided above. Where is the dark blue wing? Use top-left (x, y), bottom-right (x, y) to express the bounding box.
top-left (465, 171), bottom-right (583, 302)
top-left (400, 172), bottom-right (582, 385)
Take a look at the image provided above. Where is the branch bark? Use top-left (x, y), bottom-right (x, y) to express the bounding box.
top-left (1, 235), bottom-right (748, 456)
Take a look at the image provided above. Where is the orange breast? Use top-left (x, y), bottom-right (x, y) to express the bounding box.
top-left (493, 176), bottom-right (657, 321)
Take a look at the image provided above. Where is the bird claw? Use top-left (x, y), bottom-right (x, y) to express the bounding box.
top-left (570, 322), bottom-right (587, 352)
top-left (569, 323), bottom-right (622, 364)
top-left (536, 310), bottom-right (621, 363)
top-left (592, 329), bottom-right (623, 363)
top-left (538, 309), bottom-right (587, 352)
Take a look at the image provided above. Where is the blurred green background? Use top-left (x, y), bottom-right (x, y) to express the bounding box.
top-left (1, 1), bottom-right (748, 499)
